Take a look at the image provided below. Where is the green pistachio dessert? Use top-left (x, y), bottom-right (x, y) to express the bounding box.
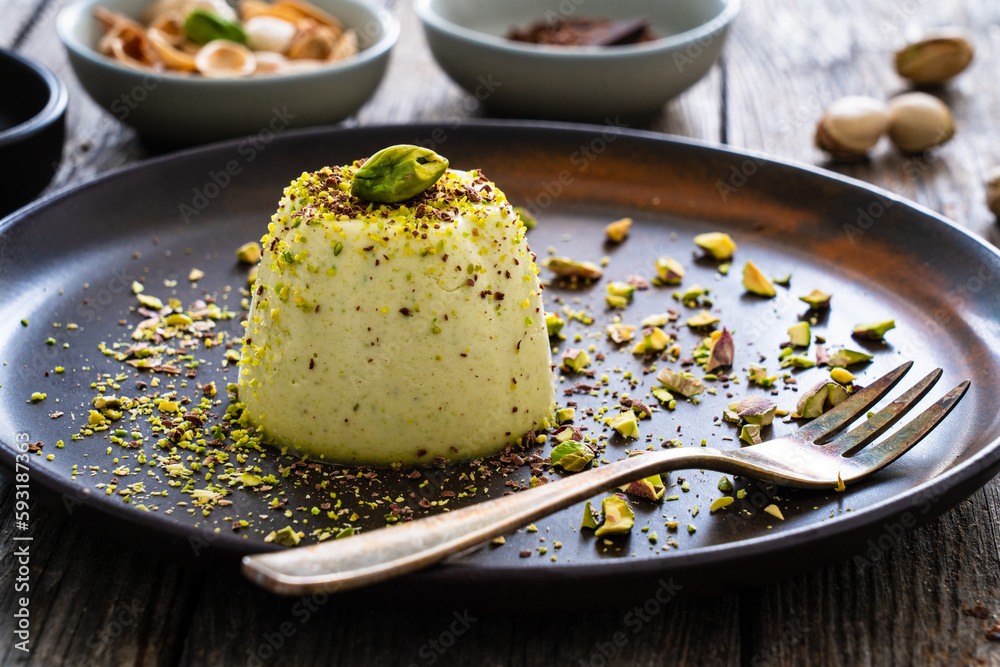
top-left (238, 146), bottom-right (555, 465)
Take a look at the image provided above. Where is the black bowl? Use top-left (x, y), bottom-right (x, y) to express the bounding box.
top-left (0, 49), bottom-right (68, 217)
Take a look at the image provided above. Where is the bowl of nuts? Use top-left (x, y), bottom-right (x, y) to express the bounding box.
top-left (415, 0), bottom-right (740, 122)
top-left (57, 0), bottom-right (399, 145)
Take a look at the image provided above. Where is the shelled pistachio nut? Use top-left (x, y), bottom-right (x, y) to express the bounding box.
top-left (814, 96), bottom-right (889, 161)
top-left (895, 29), bottom-right (973, 84)
top-left (886, 92), bottom-right (954, 154)
top-left (350, 145), bottom-right (449, 203)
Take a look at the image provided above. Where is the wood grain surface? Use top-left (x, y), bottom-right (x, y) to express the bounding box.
top-left (2, 0), bottom-right (999, 665)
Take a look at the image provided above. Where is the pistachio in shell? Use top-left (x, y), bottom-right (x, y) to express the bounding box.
top-left (887, 93), bottom-right (954, 154)
top-left (895, 29), bottom-right (973, 84)
top-left (985, 166), bottom-right (1000, 219)
top-left (814, 96), bottom-right (890, 161)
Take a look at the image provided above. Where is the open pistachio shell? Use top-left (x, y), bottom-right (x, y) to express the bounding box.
top-left (286, 24), bottom-right (339, 60)
top-left (95, 8), bottom-right (158, 66)
top-left (149, 10), bottom-right (186, 46)
top-left (328, 28), bottom-right (358, 62)
top-left (148, 28), bottom-right (198, 71)
top-left (194, 39), bottom-right (257, 78)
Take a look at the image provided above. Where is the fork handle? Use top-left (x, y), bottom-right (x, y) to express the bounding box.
top-left (243, 447), bottom-right (727, 595)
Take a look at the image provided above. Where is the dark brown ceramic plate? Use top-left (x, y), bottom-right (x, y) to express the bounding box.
top-left (2, 122), bottom-right (999, 605)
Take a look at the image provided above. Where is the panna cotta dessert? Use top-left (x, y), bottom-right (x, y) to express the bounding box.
top-left (238, 146), bottom-right (555, 465)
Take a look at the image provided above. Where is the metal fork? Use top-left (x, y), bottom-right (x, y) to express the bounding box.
top-left (242, 361), bottom-right (969, 595)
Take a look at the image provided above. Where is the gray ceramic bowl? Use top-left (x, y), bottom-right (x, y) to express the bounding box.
top-left (57, 0), bottom-right (398, 145)
top-left (416, 0), bottom-right (739, 121)
top-left (0, 49), bottom-right (67, 216)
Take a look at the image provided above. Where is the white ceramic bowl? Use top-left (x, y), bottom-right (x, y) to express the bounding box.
top-left (416, 0), bottom-right (739, 121)
top-left (58, 0), bottom-right (399, 145)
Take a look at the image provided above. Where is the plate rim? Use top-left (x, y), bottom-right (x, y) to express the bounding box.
top-left (3, 120), bottom-right (999, 586)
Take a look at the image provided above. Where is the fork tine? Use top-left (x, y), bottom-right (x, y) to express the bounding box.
top-left (823, 368), bottom-right (942, 455)
top-left (793, 361), bottom-right (913, 443)
top-left (851, 380), bottom-right (970, 471)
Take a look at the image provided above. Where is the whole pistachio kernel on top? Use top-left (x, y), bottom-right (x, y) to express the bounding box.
top-left (350, 145), bottom-right (449, 203)
top-left (895, 29), bottom-right (973, 84)
top-left (814, 96), bottom-right (889, 161)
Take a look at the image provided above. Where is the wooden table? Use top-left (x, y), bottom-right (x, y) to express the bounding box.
top-left (3, 1), bottom-right (1000, 664)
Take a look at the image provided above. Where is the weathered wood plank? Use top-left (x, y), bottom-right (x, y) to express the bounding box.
top-left (0, 0), bottom-right (48, 48)
top-left (726, 0), bottom-right (1000, 662)
top-left (15, 0), bottom-right (147, 197)
top-left (4, 0), bottom-right (999, 664)
top-left (174, 575), bottom-right (741, 667)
